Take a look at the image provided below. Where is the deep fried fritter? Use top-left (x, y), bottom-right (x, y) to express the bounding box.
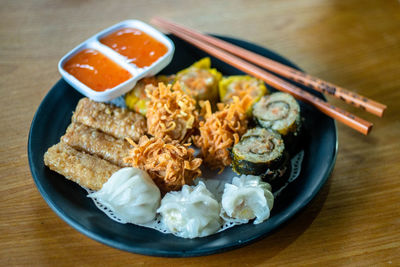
top-left (61, 122), bottom-right (132, 167)
top-left (72, 98), bottom-right (147, 141)
top-left (44, 142), bottom-right (120, 191)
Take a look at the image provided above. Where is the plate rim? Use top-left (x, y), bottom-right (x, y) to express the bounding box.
top-left (28, 35), bottom-right (338, 257)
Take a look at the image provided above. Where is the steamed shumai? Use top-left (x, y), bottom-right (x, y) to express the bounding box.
top-left (221, 175), bottom-right (274, 224)
top-left (88, 167), bottom-right (161, 224)
top-left (157, 182), bottom-right (221, 238)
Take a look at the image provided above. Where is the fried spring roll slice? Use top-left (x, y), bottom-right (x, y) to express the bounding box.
top-left (61, 123), bottom-right (132, 167)
top-left (44, 142), bottom-right (120, 191)
top-left (72, 98), bottom-right (147, 141)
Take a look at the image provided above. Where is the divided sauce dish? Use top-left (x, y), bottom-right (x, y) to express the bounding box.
top-left (58, 20), bottom-right (175, 102)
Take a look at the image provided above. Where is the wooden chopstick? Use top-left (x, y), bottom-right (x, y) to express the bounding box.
top-left (151, 17), bottom-right (373, 135)
top-left (152, 17), bottom-right (386, 117)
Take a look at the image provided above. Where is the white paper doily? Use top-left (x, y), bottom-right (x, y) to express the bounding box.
top-left (86, 150), bottom-right (304, 235)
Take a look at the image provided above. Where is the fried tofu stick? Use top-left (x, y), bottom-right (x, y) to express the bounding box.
top-left (61, 122), bottom-right (132, 167)
top-left (72, 98), bottom-right (147, 142)
top-left (44, 142), bottom-right (120, 191)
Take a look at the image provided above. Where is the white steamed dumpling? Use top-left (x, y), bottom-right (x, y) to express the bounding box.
top-left (157, 182), bottom-right (221, 238)
top-left (221, 175), bottom-right (274, 224)
top-left (88, 167), bottom-right (161, 224)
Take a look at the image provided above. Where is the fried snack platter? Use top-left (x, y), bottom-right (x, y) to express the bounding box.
top-left (30, 34), bottom-right (334, 256)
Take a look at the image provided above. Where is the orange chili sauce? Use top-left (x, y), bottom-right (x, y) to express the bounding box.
top-left (100, 28), bottom-right (168, 68)
top-left (63, 49), bottom-right (132, 92)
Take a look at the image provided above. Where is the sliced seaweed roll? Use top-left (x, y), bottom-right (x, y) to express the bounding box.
top-left (231, 127), bottom-right (291, 191)
top-left (231, 127), bottom-right (285, 175)
top-left (253, 92), bottom-right (302, 154)
top-left (262, 150), bottom-right (291, 190)
top-left (253, 92), bottom-right (301, 136)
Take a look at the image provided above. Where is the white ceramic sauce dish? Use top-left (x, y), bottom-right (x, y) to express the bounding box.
top-left (58, 20), bottom-right (175, 102)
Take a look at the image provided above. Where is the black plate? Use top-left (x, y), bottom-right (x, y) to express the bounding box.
top-left (28, 35), bottom-right (338, 257)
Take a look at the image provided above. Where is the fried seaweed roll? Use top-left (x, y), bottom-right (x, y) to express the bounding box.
top-left (262, 150), bottom-right (291, 190)
top-left (253, 92), bottom-right (301, 136)
top-left (253, 92), bottom-right (302, 154)
top-left (219, 75), bottom-right (267, 114)
top-left (175, 57), bottom-right (222, 106)
top-left (231, 127), bottom-right (285, 175)
top-left (231, 127), bottom-right (291, 191)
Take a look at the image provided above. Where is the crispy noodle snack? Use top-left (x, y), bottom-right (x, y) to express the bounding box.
top-left (125, 136), bottom-right (202, 193)
top-left (194, 96), bottom-right (252, 170)
top-left (146, 82), bottom-right (198, 142)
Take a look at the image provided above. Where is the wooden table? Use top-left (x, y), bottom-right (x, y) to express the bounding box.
top-left (1, 0), bottom-right (399, 265)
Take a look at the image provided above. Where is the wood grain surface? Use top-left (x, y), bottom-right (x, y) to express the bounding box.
top-left (1, 0), bottom-right (399, 266)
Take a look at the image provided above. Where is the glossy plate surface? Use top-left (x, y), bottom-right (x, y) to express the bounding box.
top-left (28, 35), bottom-right (338, 257)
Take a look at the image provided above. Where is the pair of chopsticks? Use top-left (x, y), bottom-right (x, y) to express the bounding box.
top-left (151, 17), bottom-right (387, 135)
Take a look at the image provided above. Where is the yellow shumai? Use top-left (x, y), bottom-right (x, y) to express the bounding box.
top-left (219, 75), bottom-right (268, 115)
top-left (125, 75), bottom-right (174, 116)
top-left (175, 57), bottom-right (222, 107)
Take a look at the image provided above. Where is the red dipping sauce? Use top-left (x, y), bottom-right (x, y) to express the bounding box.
top-left (63, 49), bottom-right (132, 92)
top-left (100, 28), bottom-right (168, 68)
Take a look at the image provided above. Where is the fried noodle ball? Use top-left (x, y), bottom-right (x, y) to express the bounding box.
top-left (125, 136), bottom-right (202, 193)
top-left (146, 82), bottom-right (198, 142)
top-left (194, 96), bottom-right (252, 170)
